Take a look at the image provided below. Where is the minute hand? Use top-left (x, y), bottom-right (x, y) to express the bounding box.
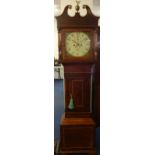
top-left (72, 40), bottom-right (78, 44)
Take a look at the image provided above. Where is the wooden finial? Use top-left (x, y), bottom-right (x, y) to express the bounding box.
top-left (75, 0), bottom-right (81, 12)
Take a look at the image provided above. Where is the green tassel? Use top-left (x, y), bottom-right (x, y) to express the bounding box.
top-left (68, 94), bottom-right (74, 110)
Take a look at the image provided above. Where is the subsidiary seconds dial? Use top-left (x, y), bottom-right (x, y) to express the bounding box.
top-left (65, 32), bottom-right (91, 57)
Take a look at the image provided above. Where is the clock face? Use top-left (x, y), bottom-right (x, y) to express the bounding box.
top-left (65, 32), bottom-right (91, 57)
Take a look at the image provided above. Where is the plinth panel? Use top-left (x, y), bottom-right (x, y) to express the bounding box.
top-left (60, 114), bottom-right (96, 153)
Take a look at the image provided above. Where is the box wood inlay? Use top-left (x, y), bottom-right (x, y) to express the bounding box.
top-left (72, 80), bottom-right (84, 107)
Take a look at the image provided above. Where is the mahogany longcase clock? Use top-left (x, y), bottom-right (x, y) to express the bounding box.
top-left (56, 2), bottom-right (99, 154)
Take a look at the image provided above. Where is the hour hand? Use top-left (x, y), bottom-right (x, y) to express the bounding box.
top-left (72, 40), bottom-right (79, 48)
top-left (72, 40), bottom-right (77, 44)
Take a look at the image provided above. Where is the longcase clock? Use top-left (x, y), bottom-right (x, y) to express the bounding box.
top-left (56, 2), bottom-right (99, 154)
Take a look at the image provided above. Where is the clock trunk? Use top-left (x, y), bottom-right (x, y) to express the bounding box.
top-left (64, 64), bottom-right (94, 118)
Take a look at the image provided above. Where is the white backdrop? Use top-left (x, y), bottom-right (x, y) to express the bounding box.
top-left (0, 0), bottom-right (155, 155)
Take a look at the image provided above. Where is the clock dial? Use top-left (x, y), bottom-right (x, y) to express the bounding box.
top-left (65, 32), bottom-right (91, 57)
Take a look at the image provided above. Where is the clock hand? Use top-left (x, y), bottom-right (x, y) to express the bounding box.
top-left (71, 40), bottom-right (77, 48)
top-left (76, 33), bottom-right (79, 43)
top-left (77, 33), bottom-right (79, 42)
top-left (72, 40), bottom-right (82, 49)
top-left (72, 40), bottom-right (77, 44)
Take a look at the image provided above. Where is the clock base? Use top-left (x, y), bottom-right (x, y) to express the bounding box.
top-left (60, 150), bottom-right (96, 155)
top-left (60, 114), bottom-right (96, 155)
